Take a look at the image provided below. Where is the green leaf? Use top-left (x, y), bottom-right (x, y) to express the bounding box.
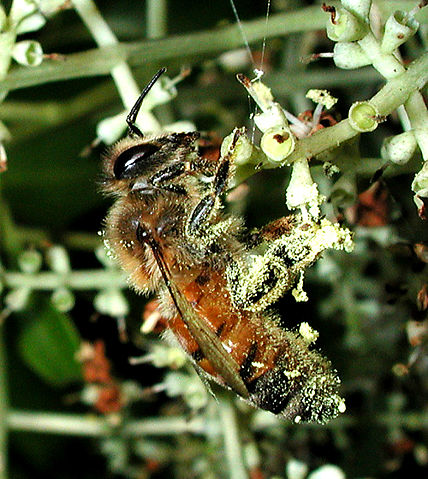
top-left (17, 303), bottom-right (82, 387)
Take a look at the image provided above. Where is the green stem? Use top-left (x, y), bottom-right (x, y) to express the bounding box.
top-left (3, 269), bottom-right (127, 290)
top-left (356, 26), bottom-right (428, 163)
top-left (7, 409), bottom-right (428, 436)
top-left (146, 0), bottom-right (167, 39)
top-left (72, 0), bottom-right (160, 130)
top-left (2, 2), bottom-right (426, 93)
top-left (236, 52), bottom-right (428, 179)
top-left (404, 91), bottom-right (428, 162)
top-left (0, 321), bottom-right (8, 479)
top-left (218, 396), bottom-right (247, 479)
top-left (7, 410), bottom-right (205, 437)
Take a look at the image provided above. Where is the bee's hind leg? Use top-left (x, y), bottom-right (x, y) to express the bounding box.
top-left (226, 217), bottom-right (305, 312)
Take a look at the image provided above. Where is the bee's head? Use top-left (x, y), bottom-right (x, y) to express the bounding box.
top-left (101, 131), bottom-right (200, 196)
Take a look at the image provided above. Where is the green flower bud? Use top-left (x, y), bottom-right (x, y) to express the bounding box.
top-left (94, 289), bottom-right (129, 317)
top-left (221, 130), bottom-right (253, 165)
top-left (412, 161), bottom-right (428, 200)
top-left (9, 0), bottom-right (45, 34)
top-left (326, 7), bottom-right (367, 42)
top-left (342, 0), bottom-right (372, 23)
top-left (5, 287), bottom-right (31, 312)
top-left (18, 250), bottom-right (43, 274)
top-left (348, 101), bottom-right (379, 132)
top-left (333, 42), bottom-right (371, 69)
top-left (254, 104), bottom-right (288, 132)
top-left (330, 173), bottom-right (357, 207)
top-left (96, 112), bottom-right (127, 145)
top-left (0, 5), bottom-right (7, 30)
top-left (260, 126), bottom-right (295, 163)
top-left (12, 40), bottom-right (43, 67)
top-left (381, 131), bottom-right (417, 165)
top-left (51, 287), bottom-right (75, 313)
top-left (46, 245), bottom-right (71, 274)
top-left (150, 344), bottom-right (187, 369)
top-left (381, 11), bottom-right (419, 54)
top-left (139, 76), bottom-right (176, 111)
top-left (0, 31), bottom-right (16, 77)
top-left (95, 245), bottom-right (116, 268)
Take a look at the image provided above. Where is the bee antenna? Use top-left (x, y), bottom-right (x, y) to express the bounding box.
top-left (126, 67), bottom-right (167, 137)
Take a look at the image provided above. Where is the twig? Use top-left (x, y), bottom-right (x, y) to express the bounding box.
top-left (2, 2), bottom-right (426, 93)
top-left (0, 322), bottom-right (8, 479)
top-left (2, 270), bottom-right (127, 290)
top-left (218, 396), bottom-right (248, 479)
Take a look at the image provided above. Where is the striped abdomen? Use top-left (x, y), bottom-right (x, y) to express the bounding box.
top-left (168, 271), bottom-right (344, 424)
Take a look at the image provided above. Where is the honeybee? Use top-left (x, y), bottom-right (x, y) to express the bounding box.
top-left (102, 69), bottom-right (345, 424)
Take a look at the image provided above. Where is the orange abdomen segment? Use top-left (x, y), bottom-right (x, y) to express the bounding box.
top-left (168, 272), bottom-right (281, 387)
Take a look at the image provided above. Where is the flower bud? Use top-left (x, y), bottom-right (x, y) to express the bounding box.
top-left (96, 112), bottom-right (127, 145)
top-left (140, 76), bottom-right (177, 111)
top-left (51, 287), bottom-right (75, 313)
top-left (95, 245), bottom-right (116, 268)
top-left (5, 287), bottom-right (31, 312)
top-left (221, 129), bottom-right (254, 165)
top-left (149, 344), bottom-right (187, 369)
top-left (286, 459), bottom-right (308, 479)
top-left (254, 104), bottom-right (288, 132)
top-left (46, 245), bottom-right (71, 274)
top-left (0, 32), bottom-right (17, 78)
top-left (12, 40), bottom-right (43, 67)
top-left (9, 0), bottom-right (46, 34)
top-left (412, 161), bottom-right (428, 208)
top-left (260, 126), bottom-right (295, 163)
top-left (94, 289), bottom-right (129, 317)
top-left (381, 11), bottom-right (419, 54)
top-left (18, 250), bottom-right (43, 274)
top-left (326, 7), bottom-right (367, 42)
top-left (330, 173), bottom-right (357, 207)
top-left (381, 131), bottom-right (417, 165)
top-left (333, 42), bottom-right (371, 69)
top-left (308, 464), bottom-right (346, 479)
top-left (348, 101), bottom-right (379, 132)
top-left (0, 5), bottom-right (6, 30)
top-left (341, 0), bottom-right (372, 23)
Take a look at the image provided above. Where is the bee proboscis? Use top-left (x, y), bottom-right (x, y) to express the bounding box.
top-left (102, 68), bottom-right (345, 424)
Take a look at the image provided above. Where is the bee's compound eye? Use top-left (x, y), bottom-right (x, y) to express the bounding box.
top-left (114, 143), bottom-right (160, 179)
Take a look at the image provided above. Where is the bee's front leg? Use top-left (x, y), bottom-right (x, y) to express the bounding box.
top-left (186, 129), bottom-right (244, 236)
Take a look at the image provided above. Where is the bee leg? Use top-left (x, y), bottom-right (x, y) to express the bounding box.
top-left (187, 129), bottom-right (243, 235)
top-left (226, 252), bottom-right (293, 312)
top-left (149, 162), bottom-right (188, 194)
top-left (226, 224), bottom-right (319, 312)
top-left (143, 133), bottom-right (202, 194)
top-left (246, 216), bottom-right (294, 248)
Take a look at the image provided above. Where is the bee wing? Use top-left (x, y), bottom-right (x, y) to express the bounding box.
top-left (147, 238), bottom-right (249, 399)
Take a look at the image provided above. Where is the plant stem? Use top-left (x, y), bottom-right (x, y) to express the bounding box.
top-left (2, 2), bottom-right (425, 93)
top-left (235, 52), bottom-right (428, 179)
top-left (356, 27), bottom-right (428, 163)
top-left (3, 269), bottom-right (127, 290)
top-left (218, 396), bottom-right (248, 479)
top-left (72, 0), bottom-right (160, 130)
top-left (146, 0), bottom-right (167, 39)
top-left (7, 409), bottom-right (428, 436)
top-left (404, 91), bottom-right (428, 162)
top-left (0, 321), bottom-right (8, 479)
top-left (7, 410), bottom-right (205, 437)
